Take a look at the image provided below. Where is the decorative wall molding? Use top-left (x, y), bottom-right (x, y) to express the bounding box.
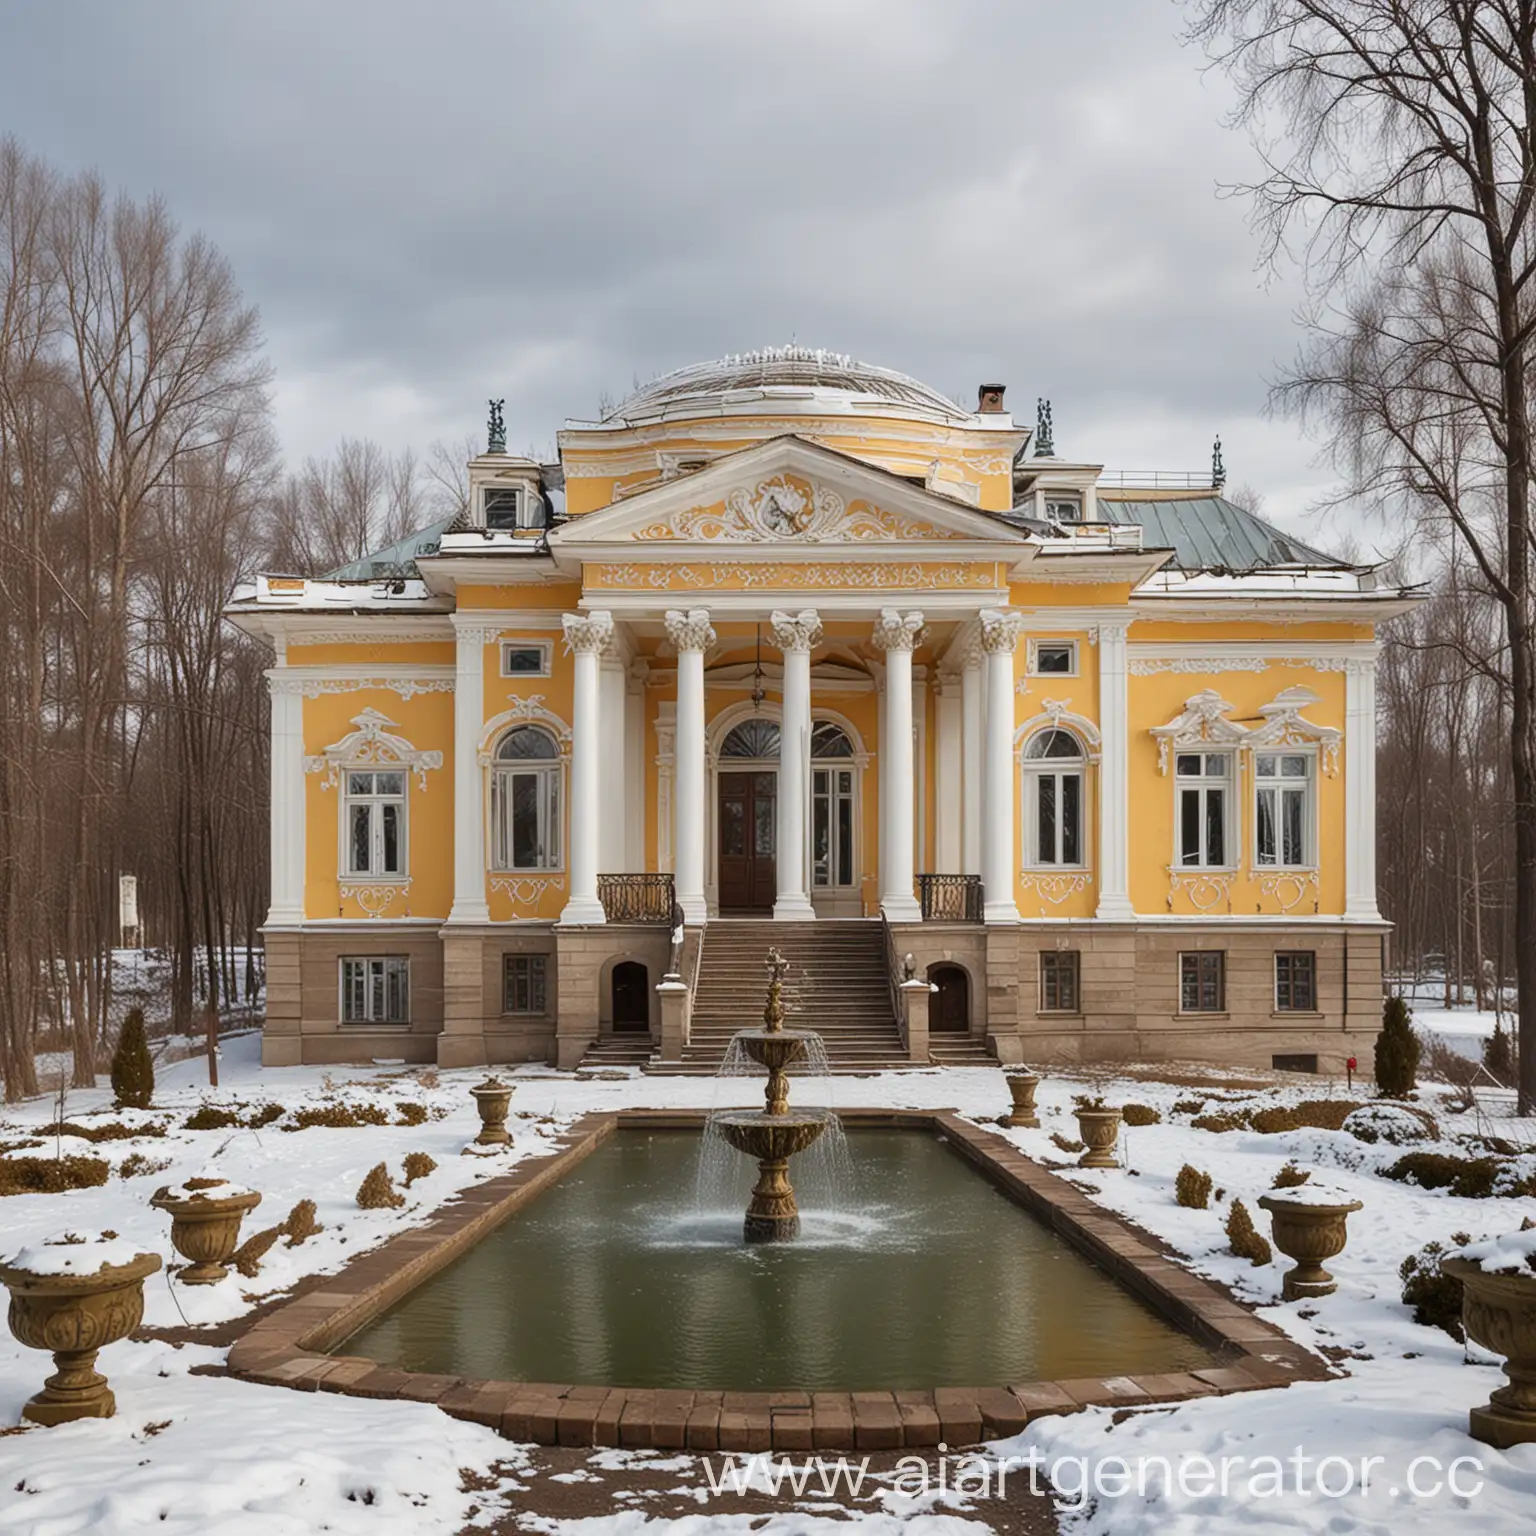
top-left (1258, 870), bottom-right (1321, 914)
top-left (476, 696), bottom-right (574, 762)
top-left (489, 874), bottom-right (566, 905)
top-left (1019, 870), bottom-right (1093, 906)
top-left (338, 880), bottom-right (412, 919)
top-left (1167, 868), bottom-right (1235, 913)
top-left (1150, 690), bottom-right (1249, 773)
top-left (1129, 654), bottom-right (1350, 675)
top-left (1248, 686), bottom-right (1343, 775)
top-left (304, 709), bottom-right (444, 790)
top-left (586, 561), bottom-right (1001, 593)
top-left (270, 673), bottom-right (455, 699)
top-left (1014, 698), bottom-right (1103, 761)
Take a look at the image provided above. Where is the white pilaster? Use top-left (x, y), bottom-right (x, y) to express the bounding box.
top-left (447, 617), bottom-right (491, 923)
top-left (1095, 619), bottom-right (1134, 920)
top-left (980, 608), bottom-right (1023, 924)
top-left (624, 664), bottom-right (647, 870)
top-left (666, 608), bottom-right (715, 924)
top-left (265, 660), bottom-right (307, 926)
top-left (961, 648), bottom-right (983, 876)
top-left (598, 650), bottom-right (627, 873)
top-left (559, 611), bottom-right (614, 925)
top-left (872, 609), bottom-right (924, 922)
top-left (771, 609), bottom-right (821, 921)
top-left (1345, 651), bottom-right (1381, 920)
top-left (935, 673), bottom-right (963, 873)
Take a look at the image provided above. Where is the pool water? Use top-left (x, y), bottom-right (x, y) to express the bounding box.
top-left (343, 1128), bottom-right (1217, 1391)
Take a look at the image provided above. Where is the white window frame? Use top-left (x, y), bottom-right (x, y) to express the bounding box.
top-left (1174, 750), bottom-right (1234, 869)
top-left (339, 956), bottom-right (410, 1025)
top-left (1020, 730), bottom-right (1088, 870)
top-left (482, 486), bottom-right (536, 530)
top-left (500, 639), bottom-right (552, 679)
top-left (811, 761), bottom-right (858, 889)
top-left (1028, 638), bottom-right (1079, 677)
top-left (490, 727), bottom-right (564, 873)
top-left (1044, 496), bottom-right (1082, 525)
top-left (1253, 749), bottom-right (1316, 870)
top-left (341, 769), bottom-right (408, 879)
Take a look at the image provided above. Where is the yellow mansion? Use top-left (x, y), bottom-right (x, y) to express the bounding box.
top-left (228, 349), bottom-right (1410, 1073)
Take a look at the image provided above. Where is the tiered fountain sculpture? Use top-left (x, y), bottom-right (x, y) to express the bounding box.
top-left (710, 949), bottom-right (830, 1242)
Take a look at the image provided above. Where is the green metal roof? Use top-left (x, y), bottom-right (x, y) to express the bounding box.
top-left (324, 515), bottom-right (456, 580)
top-left (1095, 496), bottom-right (1341, 572)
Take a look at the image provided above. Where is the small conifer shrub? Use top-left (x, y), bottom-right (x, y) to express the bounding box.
top-left (1175, 1164), bottom-right (1213, 1209)
top-left (231, 1225), bottom-right (282, 1278)
top-left (1273, 1162), bottom-right (1311, 1189)
top-left (110, 1008), bottom-right (154, 1110)
top-left (282, 1198), bottom-right (323, 1246)
top-left (1374, 995), bottom-right (1420, 1098)
top-left (1226, 1199), bottom-right (1273, 1266)
top-left (401, 1151), bottom-right (437, 1187)
top-left (356, 1162), bottom-right (404, 1209)
top-left (1399, 1236), bottom-right (1471, 1339)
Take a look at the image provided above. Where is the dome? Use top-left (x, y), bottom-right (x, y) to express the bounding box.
top-left (604, 345), bottom-right (971, 427)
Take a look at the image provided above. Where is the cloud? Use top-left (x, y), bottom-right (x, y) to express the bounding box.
top-left (0, 0), bottom-right (1336, 533)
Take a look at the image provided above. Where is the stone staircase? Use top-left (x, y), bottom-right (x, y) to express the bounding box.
top-left (653, 919), bottom-right (913, 1074)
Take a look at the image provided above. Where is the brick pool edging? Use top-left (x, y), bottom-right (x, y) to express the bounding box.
top-left (224, 1108), bottom-right (1330, 1451)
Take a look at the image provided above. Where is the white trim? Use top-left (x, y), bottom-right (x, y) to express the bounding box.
top-left (1251, 745), bottom-right (1319, 873)
top-left (1028, 638), bottom-right (1079, 677)
top-left (1344, 655), bottom-right (1380, 919)
top-left (499, 638), bottom-right (553, 678)
top-left (266, 668), bottom-right (306, 925)
top-left (304, 709), bottom-right (444, 792)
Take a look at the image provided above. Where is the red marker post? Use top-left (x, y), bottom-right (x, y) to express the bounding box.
top-left (1346, 1056), bottom-right (1357, 1092)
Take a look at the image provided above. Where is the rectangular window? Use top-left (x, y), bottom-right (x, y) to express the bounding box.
top-left (340, 957), bottom-right (409, 1024)
top-left (811, 766), bottom-right (855, 888)
top-left (1031, 640), bottom-right (1077, 676)
top-left (503, 954), bottom-right (548, 1014)
top-left (1255, 752), bottom-right (1312, 867)
top-left (1175, 752), bottom-right (1230, 867)
top-left (343, 770), bottom-right (406, 877)
top-left (1179, 951), bottom-right (1225, 1013)
top-left (1275, 951), bottom-right (1317, 1011)
top-left (1040, 950), bottom-right (1080, 1012)
top-left (483, 488), bottom-right (531, 530)
top-left (500, 641), bottom-right (550, 677)
top-left (1044, 497), bottom-right (1082, 524)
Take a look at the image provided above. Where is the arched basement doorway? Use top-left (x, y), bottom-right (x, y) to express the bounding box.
top-left (928, 964), bottom-right (970, 1034)
top-left (612, 961), bottom-right (650, 1033)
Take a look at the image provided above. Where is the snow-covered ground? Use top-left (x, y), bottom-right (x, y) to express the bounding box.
top-left (0, 1042), bottom-right (1532, 1534)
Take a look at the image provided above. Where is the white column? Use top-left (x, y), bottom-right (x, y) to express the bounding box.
top-left (935, 673), bottom-right (963, 873)
top-left (872, 609), bottom-right (924, 922)
top-left (771, 608), bottom-right (821, 921)
top-left (1096, 620), bottom-right (1134, 919)
top-left (447, 617), bottom-right (491, 923)
top-left (598, 650), bottom-right (627, 872)
top-left (913, 664), bottom-right (929, 874)
top-left (559, 611), bottom-right (614, 925)
top-left (666, 608), bottom-right (714, 924)
top-left (961, 647), bottom-right (983, 876)
top-left (624, 665), bottom-right (647, 870)
top-left (1345, 650), bottom-right (1381, 920)
top-left (265, 664), bottom-right (306, 926)
top-left (980, 608), bottom-right (1023, 924)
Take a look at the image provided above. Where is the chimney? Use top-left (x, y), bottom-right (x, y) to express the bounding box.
top-left (977, 383), bottom-right (1007, 415)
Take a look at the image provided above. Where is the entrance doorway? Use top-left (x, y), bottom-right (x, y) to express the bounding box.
top-left (929, 964), bottom-right (970, 1033)
top-left (612, 961), bottom-right (650, 1033)
top-left (718, 770), bottom-right (776, 912)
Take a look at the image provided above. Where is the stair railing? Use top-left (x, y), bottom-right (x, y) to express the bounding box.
top-left (879, 911), bottom-right (911, 1050)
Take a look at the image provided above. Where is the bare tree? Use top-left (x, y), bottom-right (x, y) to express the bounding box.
top-left (1191, 0), bottom-right (1536, 1110)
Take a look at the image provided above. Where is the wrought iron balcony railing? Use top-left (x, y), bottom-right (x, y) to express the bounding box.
top-left (917, 873), bottom-right (984, 922)
top-left (597, 873), bottom-right (677, 923)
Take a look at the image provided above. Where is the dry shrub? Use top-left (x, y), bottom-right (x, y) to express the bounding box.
top-left (1050, 1132), bottom-right (1085, 1154)
top-left (183, 1104), bottom-right (243, 1131)
top-left (395, 1103), bottom-right (429, 1127)
top-left (1383, 1152), bottom-right (1527, 1199)
top-left (41, 1120), bottom-right (164, 1143)
top-left (1250, 1100), bottom-right (1362, 1134)
top-left (401, 1151), bottom-right (437, 1187)
top-left (415, 1067), bottom-right (440, 1089)
top-left (1226, 1199), bottom-right (1272, 1266)
top-left (247, 1104), bottom-right (285, 1128)
top-left (1122, 1103), bottom-right (1162, 1127)
top-left (290, 1103), bottom-right (390, 1132)
top-left (1400, 1236), bottom-right (1471, 1339)
top-left (1175, 1164), bottom-right (1213, 1209)
top-left (1274, 1162), bottom-right (1311, 1188)
top-left (356, 1163), bottom-right (404, 1209)
top-left (0, 1155), bottom-right (111, 1196)
top-left (282, 1198), bottom-right (323, 1246)
top-left (1193, 1111), bottom-right (1249, 1133)
top-left (1172, 1097), bottom-right (1206, 1116)
top-left (118, 1152), bottom-right (172, 1180)
top-left (230, 1225), bottom-right (282, 1278)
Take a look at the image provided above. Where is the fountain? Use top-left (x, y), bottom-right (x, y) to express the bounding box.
top-left (708, 949), bottom-right (831, 1242)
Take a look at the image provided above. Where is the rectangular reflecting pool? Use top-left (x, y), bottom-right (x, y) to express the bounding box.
top-left (343, 1128), bottom-right (1219, 1391)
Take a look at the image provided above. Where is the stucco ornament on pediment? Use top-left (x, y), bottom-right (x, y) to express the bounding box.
top-left (635, 474), bottom-right (965, 543)
top-left (1247, 685), bottom-right (1343, 774)
top-left (1149, 690), bottom-right (1248, 773)
top-left (304, 709), bottom-right (444, 790)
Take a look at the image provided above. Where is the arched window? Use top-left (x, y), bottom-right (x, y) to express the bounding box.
top-left (720, 718), bottom-right (781, 759)
top-left (1022, 728), bottom-right (1084, 868)
top-left (490, 726), bottom-right (561, 870)
top-left (811, 721), bottom-right (856, 888)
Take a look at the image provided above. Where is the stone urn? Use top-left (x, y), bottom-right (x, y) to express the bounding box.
top-left (1074, 1104), bottom-right (1122, 1169)
top-left (0, 1237), bottom-right (161, 1424)
top-left (1258, 1185), bottom-right (1363, 1300)
top-left (150, 1177), bottom-right (262, 1285)
top-left (470, 1076), bottom-right (514, 1146)
top-left (1444, 1239), bottom-right (1536, 1448)
top-left (1004, 1070), bottom-right (1042, 1129)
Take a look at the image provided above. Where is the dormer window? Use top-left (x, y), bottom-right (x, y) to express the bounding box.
top-left (1044, 497), bottom-right (1082, 525)
top-left (483, 487), bottom-right (538, 531)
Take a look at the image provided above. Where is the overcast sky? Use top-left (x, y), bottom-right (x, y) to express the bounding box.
top-left (0, 0), bottom-right (1363, 548)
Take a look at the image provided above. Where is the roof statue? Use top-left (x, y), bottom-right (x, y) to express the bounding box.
top-left (487, 399), bottom-right (506, 455)
top-left (1034, 398), bottom-right (1054, 457)
top-left (1212, 434), bottom-right (1226, 492)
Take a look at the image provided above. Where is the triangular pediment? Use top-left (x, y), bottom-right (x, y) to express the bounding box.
top-left (548, 436), bottom-right (1025, 549)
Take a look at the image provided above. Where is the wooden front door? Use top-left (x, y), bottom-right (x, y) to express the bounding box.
top-left (612, 961), bottom-right (649, 1032)
top-left (930, 965), bottom-right (970, 1033)
top-left (718, 770), bottom-right (776, 912)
